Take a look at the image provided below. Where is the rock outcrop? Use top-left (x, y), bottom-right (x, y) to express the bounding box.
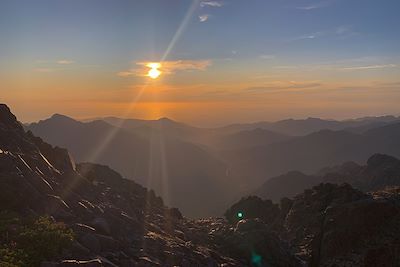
top-left (0, 104), bottom-right (300, 266)
top-left (228, 183), bottom-right (400, 266)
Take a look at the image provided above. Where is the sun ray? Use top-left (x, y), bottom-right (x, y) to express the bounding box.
top-left (161, 0), bottom-right (200, 62)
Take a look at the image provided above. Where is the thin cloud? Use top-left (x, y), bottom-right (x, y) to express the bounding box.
top-left (57, 60), bottom-right (75, 65)
top-left (336, 26), bottom-right (351, 35)
top-left (291, 31), bottom-right (325, 41)
top-left (118, 60), bottom-right (212, 77)
top-left (296, 1), bottom-right (332, 10)
top-left (341, 64), bottom-right (397, 71)
top-left (200, 1), bottom-right (223, 8)
top-left (199, 14), bottom-right (210, 22)
top-left (290, 25), bottom-right (358, 43)
top-left (246, 81), bottom-right (322, 92)
top-left (335, 25), bottom-right (360, 38)
top-left (260, 54), bottom-right (275, 60)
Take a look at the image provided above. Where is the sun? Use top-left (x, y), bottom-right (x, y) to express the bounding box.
top-left (147, 62), bottom-right (162, 79)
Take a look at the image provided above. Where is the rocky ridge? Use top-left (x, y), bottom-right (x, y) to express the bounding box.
top-left (231, 183), bottom-right (400, 266)
top-left (0, 104), bottom-right (300, 266)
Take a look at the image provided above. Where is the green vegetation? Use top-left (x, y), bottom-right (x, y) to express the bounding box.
top-left (0, 212), bottom-right (74, 266)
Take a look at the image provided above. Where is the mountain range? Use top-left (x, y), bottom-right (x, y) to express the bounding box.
top-left (1, 103), bottom-right (301, 266)
top-left (254, 153), bottom-right (400, 202)
top-left (26, 113), bottom-right (400, 217)
top-left (2, 104), bottom-right (400, 266)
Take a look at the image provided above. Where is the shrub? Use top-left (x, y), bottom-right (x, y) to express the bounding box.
top-left (0, 213), bottom-right (74, 266)
top-left (0, 247), bottom-right (28, 267)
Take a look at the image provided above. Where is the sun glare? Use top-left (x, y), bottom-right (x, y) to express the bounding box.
top-left (147, 62), bottom-right (162, 79)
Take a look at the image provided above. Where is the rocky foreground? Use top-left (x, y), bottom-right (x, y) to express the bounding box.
top-left (1, 103), bottom-right (400, 267)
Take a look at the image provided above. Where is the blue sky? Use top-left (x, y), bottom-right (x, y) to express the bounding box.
top-left (1, 0), bottom-right (400, 125)
top-left (1, 0), bottom-right (399, 62)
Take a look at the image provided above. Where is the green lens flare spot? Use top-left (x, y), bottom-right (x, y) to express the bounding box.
top-left (251, 253), bottom-right (262, 266)
top-left (237, 212), bottom-right (243, 218)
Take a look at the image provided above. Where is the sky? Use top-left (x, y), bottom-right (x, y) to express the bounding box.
top-left (1, 0), bottom-right (400, 126)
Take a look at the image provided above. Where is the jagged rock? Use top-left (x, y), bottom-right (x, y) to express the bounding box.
top-left (224, 196), bottom-right (280, 224)
top-left (282, 183), bottom-right (400, 266)
top-left (1, 104), bottom-right (256, 266)
top-left (234, 218), bottom-right (267, 233)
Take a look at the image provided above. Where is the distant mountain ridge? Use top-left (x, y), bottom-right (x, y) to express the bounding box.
top-left (27, 114), bottom-right (233, 217)
top-left (223, 124), bottom-right (400, 188)
top-left (27, 113), bottom-right (400, 215)
top-left (254, 153), bottom-right (400, 202)
top-left (74, 114), bottom-right (400, 136)
top-left (219, 115), bottom-right (400, 136)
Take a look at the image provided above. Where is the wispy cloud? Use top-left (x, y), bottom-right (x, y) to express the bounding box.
top-left (335, 25), bottom-right (360, 38)
top-left (292, 31), bottom-right (325, 41)
top-left (199, 14), bottom-right (210, 22)
top-left (200, 1), bottom-right (223, 8)
top-left (336, 26), bottom-right (350, 35)
top-left (291, 25), bottom-right (358, 43)
top-left (118, 60), bottom-right (212, 77)
top-left (259, 54), bottom-right (275, 60)
top-left (296, 0), bottom-right (332, 10)
top-left (246, 81), bottom-right (322, 92)
top-left (341, 64), bottom-right (397, 71)
top-left (57, 60), bottom-right (75, 65)
top-left (271, 59), bottom-right (398, 73)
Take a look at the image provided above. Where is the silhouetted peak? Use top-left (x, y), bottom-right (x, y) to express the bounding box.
top-left (158, 117), bottom-right (182, 126)
top-left (158, 117), bottom-right (174, 123)
top-left (0, 104), bottom-right (16, 122)
top-left (38, 114), bottom-right (81, 127)
top-left (50, 113), bottom-right (76, 122)
top-left (367, 154), bottom-right (400, 169)
top-left (0, 104), bottom-right (23, 130)
top-left (305, 117), bottom-right (325, 121)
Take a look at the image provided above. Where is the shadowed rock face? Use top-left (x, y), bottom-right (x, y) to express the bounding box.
top-left (0, 104), bottom-right (301, 266)
top-left (283, 183), bottom-right (400, 267)
top-left (227, 183), bottom-right (400, 267)
top-left (224, 196), bottom-right (280, 224)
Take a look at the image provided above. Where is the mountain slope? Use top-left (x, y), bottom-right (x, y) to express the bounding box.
top-left (27, 115), bottom-right (231, 217)
top-left (253, 171), bottom-right (321, 202)
top-left (212, 128), bottom-right (290, 150)
top-left (223, 123), bottom-right (400, 188)
top-left (97, 116), bottom-right (218, 144)
top-left (254, 153), bottom-right (400, 202)
top-left (219, 116), bottom-right (400, 136)
top-left (0, 103), bottom-right (301, 266)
